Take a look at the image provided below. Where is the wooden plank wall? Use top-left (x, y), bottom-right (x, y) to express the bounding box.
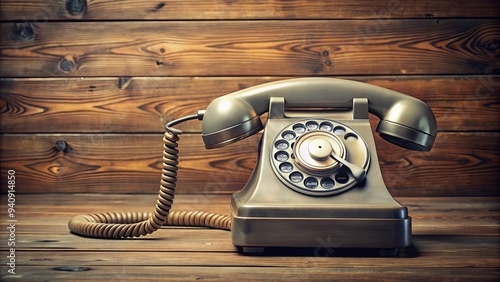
top-left (0, 0), bottom-right (499, 197)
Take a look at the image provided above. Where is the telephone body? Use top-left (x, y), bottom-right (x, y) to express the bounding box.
top-left (200, 77), bottom-right (436, 252)
top-left (68, 78), bottom-right (437, 255)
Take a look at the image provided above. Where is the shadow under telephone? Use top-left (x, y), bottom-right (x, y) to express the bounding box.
top-left (69, 78), bottom-right (437, 256)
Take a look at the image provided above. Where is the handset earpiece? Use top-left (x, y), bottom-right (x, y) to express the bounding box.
top-left (375, 99), bottom-right (437, 151)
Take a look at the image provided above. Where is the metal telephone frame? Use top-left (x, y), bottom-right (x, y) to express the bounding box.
top-left (230, 97), bottom-right (411, 254)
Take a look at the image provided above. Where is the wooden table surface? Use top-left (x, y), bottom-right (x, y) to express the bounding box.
top-left (1, 194), bottom-right (499, 281)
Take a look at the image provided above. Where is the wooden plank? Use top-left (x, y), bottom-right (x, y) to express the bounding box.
top-left (1, 76), bottom-right (499, 133)
top-left (2, 217), bottom-right (499, 240)
top-left (0, 133), bottom-right (234, 194)
top-left (4, 193), bottom-right (500, 208)
top-left (2, 243), bottom-right (499, 268)
top-left (1, 265), bottom-right (498, 281)
top-left (0, 133), bottom-right (260, 194)
top-left (1, 0), bottom-right (499, 20)
top-left (380, 131), bottom-right (500, 196)
top-left (0, 133), bottom-right (498, 196)
top-left (1, 20), bottom-right (498, 77)
top-left (1, 194), bottom-right (497, 217)
top-left (3, 218), bottom-right (498, 237)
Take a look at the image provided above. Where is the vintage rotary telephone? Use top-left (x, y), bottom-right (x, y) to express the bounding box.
top-left (69, 78), bottom-right (437, 255)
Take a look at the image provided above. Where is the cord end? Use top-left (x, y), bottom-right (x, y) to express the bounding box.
top-left (197, 110), bottom-right (205, 120)
top-left (166, 126), bottom-right (183, 135)
top-left (166, 111), bottom-right (206, 135)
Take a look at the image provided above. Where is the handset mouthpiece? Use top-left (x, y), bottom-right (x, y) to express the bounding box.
top-left (201, 97), bottom-right (264, 149)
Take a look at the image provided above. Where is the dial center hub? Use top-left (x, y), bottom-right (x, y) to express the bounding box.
top-left (294, 131), bottom-right (345, 174)
top-left (308, 139), bottom-right (332, 160)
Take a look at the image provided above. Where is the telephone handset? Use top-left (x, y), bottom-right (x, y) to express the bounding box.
top-left (201, 78), bottom-right (436, 151)
top-left (69, 78), bottom-right (437, 255)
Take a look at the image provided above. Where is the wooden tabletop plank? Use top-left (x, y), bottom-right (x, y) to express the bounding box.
top-left (3, 222), bottom-right (499, 239)
top-left (1, 265), bottom-right (498, 281)
top-left (1, 0), bottom-right (498, 20)
top-left (2, 213), bottom-right (499, 236)
top-left (3, 193), bottom-right (498, 207)
top-left (1, 20), bottom-right (498, 77)
top-left (5, 244), bottom-right (499, 268)
top-left (1, 194), bottom-right (498, 220)
top-left (1, 76), bottom-right (498, 133)
top-left (2, 229), bottom-right (499, 252)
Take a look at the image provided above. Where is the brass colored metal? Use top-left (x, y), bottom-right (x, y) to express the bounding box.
top-left (308, 139), bottom-right (332, 160)
top-left (294, 131), bottom-right (344, 174)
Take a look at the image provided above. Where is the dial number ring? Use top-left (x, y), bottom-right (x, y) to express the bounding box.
top-left (271, 119), bottom-right (370, 196)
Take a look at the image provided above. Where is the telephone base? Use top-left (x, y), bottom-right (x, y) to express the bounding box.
top-left (231, 215), bottom-right (411, 251)
top-left (240, 247), bottom-right (265, 254)
top-left (379, 248), bottom-right (399, 257)
top-left (237, 246), bottom-right (401, 257)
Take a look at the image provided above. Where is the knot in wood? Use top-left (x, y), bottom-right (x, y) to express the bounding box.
top-left (485, 39), bottom-right (499, 52)
top-left (8, 23), bottom-right (35, 43)
top-left (66, 0), bottom-right (87, 16)
top-left (57, 56), bottom-right (77, 74)
top-left (53, 266), bottom-right (91, 272)
top-left (54, 140), bottom-right (69, 153)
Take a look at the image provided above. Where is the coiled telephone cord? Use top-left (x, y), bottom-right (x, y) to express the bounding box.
top-left (68, 116), bottom-right (232, 238)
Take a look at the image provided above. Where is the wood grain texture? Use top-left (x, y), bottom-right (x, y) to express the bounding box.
top-left (1, 76), bottom-right (499, 133)
top-left (2, 266), bottom-right (497, 281)
top-left (0, 194), bottom-right (498, 281)
top-left (1, 19), bottom-right (498, 77)
top-left (0, 132), bottom-right (498, 196)
top-left (0, 0), bottom-right (499, 202)
top-left (0, 133), bottom-right (260, 195)
top-left (1, 0), bottom-right (499, 20)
